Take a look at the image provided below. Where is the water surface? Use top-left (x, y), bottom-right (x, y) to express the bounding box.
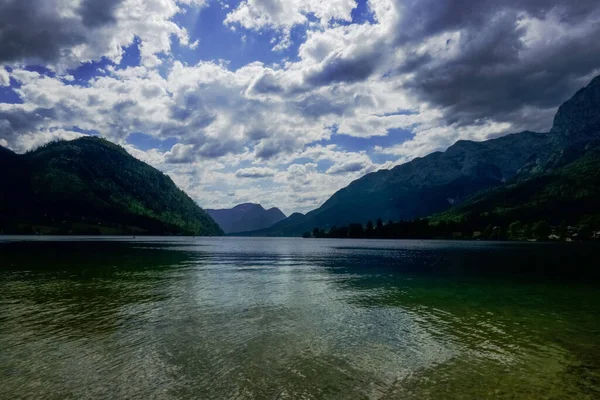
top-left (1, 237), bottom-right (599, 399)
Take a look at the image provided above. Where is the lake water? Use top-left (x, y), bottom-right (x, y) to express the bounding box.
top-left (0, 237), bottom-right (599, 399)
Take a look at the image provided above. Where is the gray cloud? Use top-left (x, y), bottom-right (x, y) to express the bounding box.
top-left (113, 100), bottom-right (136, 114)
top-left (170, 92), bottom-right (208, 121)
top-left (296, 0), bottom-right (600, 133)
top-left (248, 72), bottom-right (285, 95)
top-left (392, 0), bottom-right (600, 132)
top-left (326, 160), bottom-right (370, 175)
top-left (392, 0), bottom-right (599, 44)
top-left (292, 91), bottom-right (369, 118)
top-left (0, 107), bottom-right (55, 140)
top-left (0, 0), bottom-right (125, 64)
top-left (304, 49), bottom-right (384, 87)
top-left (198, 139), bottom-right (243, 159)
top-left (255, 136), bottom-right (302, 160)
top-left (80, 0), bottom-right (123, 27)
top-left (3, 0), bottom-right (600, 176)
top-left (235, 167), bottom-right (276, 179)
top-left (0, 0), bottom-right (84, 63)
top-left (165, 144), bottom-right (196, 164)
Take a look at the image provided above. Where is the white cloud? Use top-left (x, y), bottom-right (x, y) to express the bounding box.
top-left (224, 0), bottom-right (356, 50)
top-left (10, 129), bottom-right (85, 154)
top-left (235, 167), bottom-right (276, 178)
top-left (0, 68), bottom-right (9, 86)
top-left (376, 120), bottom-right (514, 164)
top-left (225, 0), bottom-right (356, 30)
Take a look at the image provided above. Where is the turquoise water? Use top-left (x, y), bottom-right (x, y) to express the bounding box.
top-left (0, 237), bottom-right (599, 399)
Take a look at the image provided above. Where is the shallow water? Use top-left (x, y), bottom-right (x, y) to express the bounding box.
top-left (0, 237), bottom-right (599, 399)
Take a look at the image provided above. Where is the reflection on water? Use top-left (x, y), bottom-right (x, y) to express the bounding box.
top-left (0, 237), bottom-right (599, 399)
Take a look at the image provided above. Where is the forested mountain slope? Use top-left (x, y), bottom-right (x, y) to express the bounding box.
top-left (0, 137), bottom-right (223, 236)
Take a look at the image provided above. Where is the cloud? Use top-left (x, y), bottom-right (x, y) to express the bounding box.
top-left (80, 0), bottom-right (123, 27)
top-left (0, 106), bottom-right (56, 145)
top-left (224, 0), bottom-right (356, 31)
top-left (0, 68), bottom-right (9, 86)
top-left (247, 71), bottom-right (285, 95)
top-left (164, 143), bottom-right (196, 164)
top-left (6, 128), bottom-right (84, 154)
top-left (0, 0), bottom-right (206, 69)
top-left (390, 0), bottom-right (600, 45)
top-left (291, 0), bottom-right (600, 133)
top-left (395, 3), bottom-right (600, 131)
top-left (8, 0), bottom-right (596, 165)
top-left (304, 47), bottom-right (384, 87)
top-left (327, 160), bottom-right (372, 175)
top-left (235, 167), bottom-right (276, 178)
top-left (224, 0), bottom-right (356, 50)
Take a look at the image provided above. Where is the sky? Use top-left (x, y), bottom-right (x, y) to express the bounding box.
top-left (1, 0), bottom-right (599, 215)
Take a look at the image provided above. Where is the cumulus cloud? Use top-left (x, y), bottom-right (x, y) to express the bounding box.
top-left (279, 0), bottom-right (600, 133)
top-left (0, 106), bottom-right (56, 146)
top-left (0, 68), bottom-right (10, 87)
top-left (7, 0), bottom-right (597, 161)
top-left (0, 0), bottom-right (206, 69)
top-left (225, 0), bottom-right (356, 30)
top-left (395, 2), bottom-right (600, 131)
top-left (235, 167), bottom-right (276, 178)
top-left (327, 160), bottom-right (372, 175)
top-left (362, 1), bottom-right (600, 131)
top-left (225, 0), bottom-right (356, 50)
top-left (164, 143), bottom-right (196, 164)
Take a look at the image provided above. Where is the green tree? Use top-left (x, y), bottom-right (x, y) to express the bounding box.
top-left (313, 227), bottom-right (325, 238)
top-left (532, 220), bottom-right (552, 240)
top-left (489, 226), bottom-right (503, 240)
top-left (557, 220), bottom-right (568, 240)
top-left (508, 221), bottom-right (524, 240)
top-left (375, 218), bottom-right (383, 238)
top-left (578, 224), bottom-right (593, 240)
top-left (365, 220), bottom-right (374, 237)
top-left (348, 223), bottom-right (364, 238)
top-left (523, 224), bottom-right (533, 239)
top-left (482, 224), bottom-right (494, 239)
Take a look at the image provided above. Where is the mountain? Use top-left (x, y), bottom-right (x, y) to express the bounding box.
top-left (436, 77), bottom-right (600, 226)
top-left (206, 203), bottom-right (286, 234)
top-left (0, 137), bottom-right (223, 236)
top-left (249, 131), bottom-right (557, 236)
top-left (551, 76), bottom-right (600, 142)
top-left (249, 75), bottom-right (600, 237)
top-left (433, 146), bottom-right (600, 227)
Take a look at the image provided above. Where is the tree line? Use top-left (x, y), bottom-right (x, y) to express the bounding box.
top-left (303, 214), bottom-right (600, 241)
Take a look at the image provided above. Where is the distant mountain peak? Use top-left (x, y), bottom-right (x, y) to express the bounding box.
top-left (233, 203), bottom-right (265, 211)
top-left (206, 203), bottom-right (286, 234)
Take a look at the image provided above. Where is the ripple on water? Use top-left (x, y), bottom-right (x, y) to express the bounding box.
top-left (0, 238), bottom-right (599, 399)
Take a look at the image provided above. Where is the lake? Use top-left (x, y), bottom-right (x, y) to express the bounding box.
top-left (0, 237), bottom-right (599, 399)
